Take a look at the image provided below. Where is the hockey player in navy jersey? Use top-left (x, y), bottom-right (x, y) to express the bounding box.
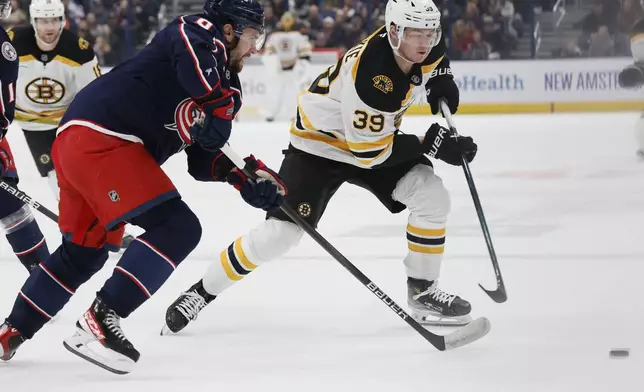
top-left (0, 0), bottom-right (285, 374)
top-left (0, 0), bottom-right (51, 273)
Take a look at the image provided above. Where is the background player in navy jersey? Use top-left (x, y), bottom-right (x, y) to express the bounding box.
top-left (0, 0), bottom-right (285, 374)
top-left (0, 0), bottom-right (51, 274)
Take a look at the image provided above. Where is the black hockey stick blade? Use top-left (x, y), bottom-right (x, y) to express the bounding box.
top-left (479, 283), bottom-right (507, 303)
top-left (219, 144), bottom-right (491, 351)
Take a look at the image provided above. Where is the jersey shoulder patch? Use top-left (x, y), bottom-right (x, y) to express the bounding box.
top-left (57, 29), bottom-right (95, 65)
top-left (351, 27), bottom-right (411, 113)
top-left (7, 26), bottom-right (37, 56)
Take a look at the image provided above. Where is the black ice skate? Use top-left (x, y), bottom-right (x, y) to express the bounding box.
top-left (161, 280), bottom-right (216, 336)
top-left (0, 322), bottom-right (26, 361)
top-left (63, 297), bottom-right (140, 375)
top-left (407, 278), bottom-right (472, 326)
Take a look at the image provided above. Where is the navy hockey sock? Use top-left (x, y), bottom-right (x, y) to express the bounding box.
top-left (0, 197), bottom-right (49, 272)
top-left (98, 198), bottom-right (201, 318)
top-left (6, 240), bottom-right (108, 338)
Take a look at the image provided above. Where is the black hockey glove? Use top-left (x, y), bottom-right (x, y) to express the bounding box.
top-left (227, 155), bottom-right (287, 212)
top-left (618, 64), bottom-right (644, 89)
top-left (189, 111), bottom-right (233, 151)
top-left (425, 67), bottom-right (459, 115)
top-left (422, 123), bottom-right (477, 166)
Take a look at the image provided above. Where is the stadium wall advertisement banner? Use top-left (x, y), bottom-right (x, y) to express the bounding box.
top-left (104, 57), bottom-right (644, 115)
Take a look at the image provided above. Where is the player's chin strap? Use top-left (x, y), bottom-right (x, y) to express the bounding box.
top-left (438, 100), bottom-right (507, 304)
top-left (219, 142), bottom-right (491, 351)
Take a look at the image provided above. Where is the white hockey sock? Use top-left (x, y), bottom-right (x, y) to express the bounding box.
top-left (403, 216), bottom-right (446, 282)
top-left (202, 219), bottom-right (303, 295)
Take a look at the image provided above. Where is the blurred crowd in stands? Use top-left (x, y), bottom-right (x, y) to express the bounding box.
top-left (0, 0), bottom-right (636, 66)
top-left (554, 0), bottom-right (641, 58)
top-left (0, 0), bottom-right (162, 65)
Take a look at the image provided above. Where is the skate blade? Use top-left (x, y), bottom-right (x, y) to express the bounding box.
top-left (412, 311), bottom-right (473, 327)
top-left (160, 323), bottom-right (175, 336)
top-left (63, 329), bottom-right (135, 375)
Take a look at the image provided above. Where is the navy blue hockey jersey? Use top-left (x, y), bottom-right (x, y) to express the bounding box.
top-left (0, 26), bottom-right (18, 138)
top-left (59, 14), bottom-right (242, 165)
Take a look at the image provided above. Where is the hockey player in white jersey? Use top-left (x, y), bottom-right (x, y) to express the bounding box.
top-left (10, 0), bottom-right (99, 197)
top-left (618, 17), bottom-right (644, 159)
top-left (163, 0), bottom-right (480, 335)
top-left (10, 0), bottom-right (134, 248)
top-left (262, 12), bottom-right (312, 121)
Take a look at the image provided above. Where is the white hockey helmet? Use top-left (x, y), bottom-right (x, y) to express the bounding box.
top-left (385, 0), bottom-right (442, 51)
top-left (30, 0), bottom-right (65, 24)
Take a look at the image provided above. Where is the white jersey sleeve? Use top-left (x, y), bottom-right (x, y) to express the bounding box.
top-left (75, 55), bottom-right (101, 91)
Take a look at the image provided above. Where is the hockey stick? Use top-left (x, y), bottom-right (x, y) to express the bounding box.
top-left (439, 100), bottom-right (507, 303)
top-left (220, 144), bottom-right (491, 351)
top-left (0, 180), bottom-right (59, 223)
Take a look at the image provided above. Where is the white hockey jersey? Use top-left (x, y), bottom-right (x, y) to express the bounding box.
top-left (9, 26), bottom-right (100, 131)
top-left (290, 26), bottom-right (448, 168)
top-left (264, 29), bottom-right (312, 70)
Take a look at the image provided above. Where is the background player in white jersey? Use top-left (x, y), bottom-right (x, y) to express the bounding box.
top-left (0, 0), bottom-right (51, 273)
top-left (163, 0), bottom-right (479, 334)
top-left (262, 12), bottom-right (312, 122)
top-left (618, 17), bottom-right (644, 159)
top-left (10, 0), bottom-right (98, 197)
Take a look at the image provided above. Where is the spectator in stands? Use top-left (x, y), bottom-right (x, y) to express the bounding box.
top-left (93, 34), bottom-right (116, 65)
top-left (552, 39), bottom-right (583, 58)
top-left (464, 28), bottom-right (491, 60)
top-left (450, 18), bottom-right (474, 59)
top-left (577, 2), bottom-right (609, 35)
top-left (306, 4), bottom-right (322, 36)
top-left (588, 25), bottom-right (614, 57)
top-left (617, 0), bottom-right (643, 34)
top-left (1, 0), bottom-right (27, 29)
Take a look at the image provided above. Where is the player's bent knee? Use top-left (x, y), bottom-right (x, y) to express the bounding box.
top-left (396, 164), bottom-right (451, 219)
top-left (130, 198), bottom-right (202, 260)
top-left (247, 218), bottom-right (303, 263)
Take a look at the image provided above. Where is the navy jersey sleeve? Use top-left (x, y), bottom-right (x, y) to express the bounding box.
top-left (169, 16), bottom-right (234, 119)
top-left (185, 143), bottom-right (235, 182)
top-left (0, 36), bottom-right (18, 138)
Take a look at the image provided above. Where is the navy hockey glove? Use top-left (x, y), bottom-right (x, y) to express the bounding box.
top-left (618, 64), bottom-right (644, 89)
top-left (422, 123), bottom-right (477, 166)
top-left (227, 155), bottom-right (287, 212)
top-left (189, 111), bottom-right (233, 151)
top-left (426, 67), bottom-right (459, 115)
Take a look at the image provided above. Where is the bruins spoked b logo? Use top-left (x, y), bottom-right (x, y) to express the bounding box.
top-left (297, 202), bottom-right (312, 218)
top-left (26, 77), bottom-right (65, 104)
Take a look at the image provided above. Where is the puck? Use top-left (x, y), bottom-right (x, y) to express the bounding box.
top-left (609, 349), bottom-right (630, 358)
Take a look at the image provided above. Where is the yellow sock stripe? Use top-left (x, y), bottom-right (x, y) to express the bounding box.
top-left (406, 224), bottom-right (446, 238)
top-left (408, 243), bottom-right (445, 254)
top-left (220, 249), bottom-right (242, 281)
top-left (234, 238), bottom-right (257, 271)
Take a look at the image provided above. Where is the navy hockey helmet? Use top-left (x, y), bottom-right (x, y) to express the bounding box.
top-left (204, 0), bottom-right (265, 49)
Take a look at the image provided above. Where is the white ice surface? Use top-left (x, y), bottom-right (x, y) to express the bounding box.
top-left (1, 113), bottom-right (643, 391)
